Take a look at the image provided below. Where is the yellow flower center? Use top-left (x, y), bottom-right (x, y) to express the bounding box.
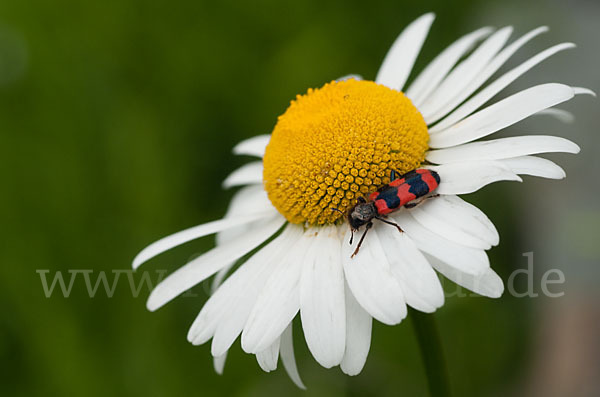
top-left (263, 79), bottom-right (429, 225)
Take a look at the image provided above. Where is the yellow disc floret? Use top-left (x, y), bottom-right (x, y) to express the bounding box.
top-left (263, 79), bottom-right (429, 225)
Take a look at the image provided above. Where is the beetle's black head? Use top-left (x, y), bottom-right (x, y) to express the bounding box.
top-left (347, 200), bottom-right (377, 230)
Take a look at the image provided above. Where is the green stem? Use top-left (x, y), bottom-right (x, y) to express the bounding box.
top-left (411, 309), bottom-right (451, 397)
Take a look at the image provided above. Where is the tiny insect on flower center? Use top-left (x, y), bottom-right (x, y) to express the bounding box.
top-left (263, 79), bottom-right (429, 225)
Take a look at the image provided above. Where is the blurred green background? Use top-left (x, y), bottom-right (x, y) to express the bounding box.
top-left (1, 0), bottom-right (598, 396)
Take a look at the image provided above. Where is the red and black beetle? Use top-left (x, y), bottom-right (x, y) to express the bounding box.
top-left (339, 168), bottom-right (440, 257)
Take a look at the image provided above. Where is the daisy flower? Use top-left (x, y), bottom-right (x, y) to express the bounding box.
top-left (133, 13), bottom-right (593, 388)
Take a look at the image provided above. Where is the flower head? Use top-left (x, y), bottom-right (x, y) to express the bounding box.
top-left (263, 79), bottom-right (429, 225)
top-left (133, 13), bottom-right (593, 388)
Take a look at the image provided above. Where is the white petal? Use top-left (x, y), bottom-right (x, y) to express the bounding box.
top-left (280, 324), bottom-right (306, 390)
top-left (210, 263), bottom-right (233, 294)
top-left (406, 27), bottom-right (493, 105)
top-left (188, 224), bottom-right (299, 346)
top-left (409, 203), bottom-right (491, 250)
top-left (420, 27), bottom-right (513, 122)
top-left (256, 337), bottom-right (280, 372)
top-left (414, 195), bottom-right (499, 247)
top-left (430, 42), bottom-right (575, 132)
top-left (375, 13), bottom-right (435, 91)
top-left (219, 185), bottom-right (272, 220)
top-left (222, 161), bottom-right (263, 189)
top-left (133, 211), bottom-right (274, 269)
top-left (213, 185), bottom-right (273, 294)
top-left (427, 135), bottom-right (580, 164)
top-left (233, 135), bottom-right (271, 158)
top-left (147, 215), bottom-right (285, 312)
top-left (216, 184), bottom-right (275, 246)
top-left (377, 229), bottom-right (444, 312)
top-left (342, 226), bottom-right (407, 325)
top-left (428, 161), bottom-right (522, 195)
top-left (428, 83), bottom-right (575, 148)
top-left (241, 228), bottom-right (313, 353)
top-left (337, 74), bottom-right (363, 82)
top-left (500, 156), bottom-right (566, 179)
top-left (427, 255), bottom-right (504, 298)
top-left (300, 225), bottom-right (345, 368)
top-left (393, 212), bottom-right (490, 276)
top-left (572, 87), bottom-right (596, 97)
top-left (534, 108), bottom-right (574, 123)
top-left (213, 352), bottom-right (227, 375)
top-left (340, 280), bottom-right (372, 376)
top-left (208, 225), bottom-right (303, 355)
top-left (426, 27), bottom-right (553, 124)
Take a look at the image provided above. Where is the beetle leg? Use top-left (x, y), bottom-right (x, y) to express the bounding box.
top-left (375, 216), bottom-right (404, 233)
top-left (404, 194), bottom-right (440, 209)
top-left (351, 222), bottom-right (373, 258)
top-left (391, 169), bottom-right (420, 182)
top-left (390, 169), bottom-right (413, 181)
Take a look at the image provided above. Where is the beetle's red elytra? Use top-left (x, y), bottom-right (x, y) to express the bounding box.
top-left (341, 168), bottom-right (440, 257)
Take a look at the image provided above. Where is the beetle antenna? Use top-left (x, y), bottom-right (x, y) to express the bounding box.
top-left (329, 207), bottom-right (344, 214)
top-left (351, 222), bottom-right (373, 257)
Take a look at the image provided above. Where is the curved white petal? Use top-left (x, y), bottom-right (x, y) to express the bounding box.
top-left (427, 255), bottom-right (504, 298)
top-left (209, 243), bottom-right (234, 301)
top-left (375, 13), bottom-right (435, 91)
top-left (300, 225), bottom-right (346, 368)
top-left (208, 262), bottom-right (232, 341)
top-left (233, 135), bottom-right (271, 158)
top-left (377, 228), bottom-right (444, 312)
top-left (414, 195), bottom-right (499, 247)
top-left (212, 185), bottom-right (275, 294)
top-left (222, 161), bottom-right (263, 189)
top-left (188, 224), bottom-right (298, 346)
top-left (393, 212), bottom-right (490, 276)
top-left (420, 26), bottom-right (513, 122)
top-left (256, 337), bottom-right (281, 372)
top-left (340, 280), bottom-right (372, 376)
top-left (500, 156), bottom-right (566, 179)
top-left (406, 27), bottom-right (493, 105)
top-left (147, 215), bottom-right (285, 312)
top-left (216, 184), bottom-right (275, 246)
top-left (133, 211), bottom-right (274, 269)
top-left (427, 135), bottom-right (579, 164)
top-left (342, 226), bottom-right (407, 325)
top-left (221, 184), bottom-right (272, 218)
top-left (409, 204), bottom-right (491, 250)
top-left (426, 27), bottom-right (554, 124)
top-left (213, 352), bottom-right (227, 375)
top-left (572, 87), bottom-right (596, 97)
top-left (280, 324), bottom-right (306, 389)
top-left (241, 228), bottom-right (313, 353)
top-left (210, 264), bottom-right (233, 294)
top-left (428, 83), bottom-right (575, 149)
top-left (534, 108), bottom-right (574, 123)
top-left (337, 74), bottom-right (363, 82)
top-left (208, 225), bottom-right (303, 355)
top-left (428, 161), bottom-right (522, 195)
top-left (430, 43), bottom-right (575, 132)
